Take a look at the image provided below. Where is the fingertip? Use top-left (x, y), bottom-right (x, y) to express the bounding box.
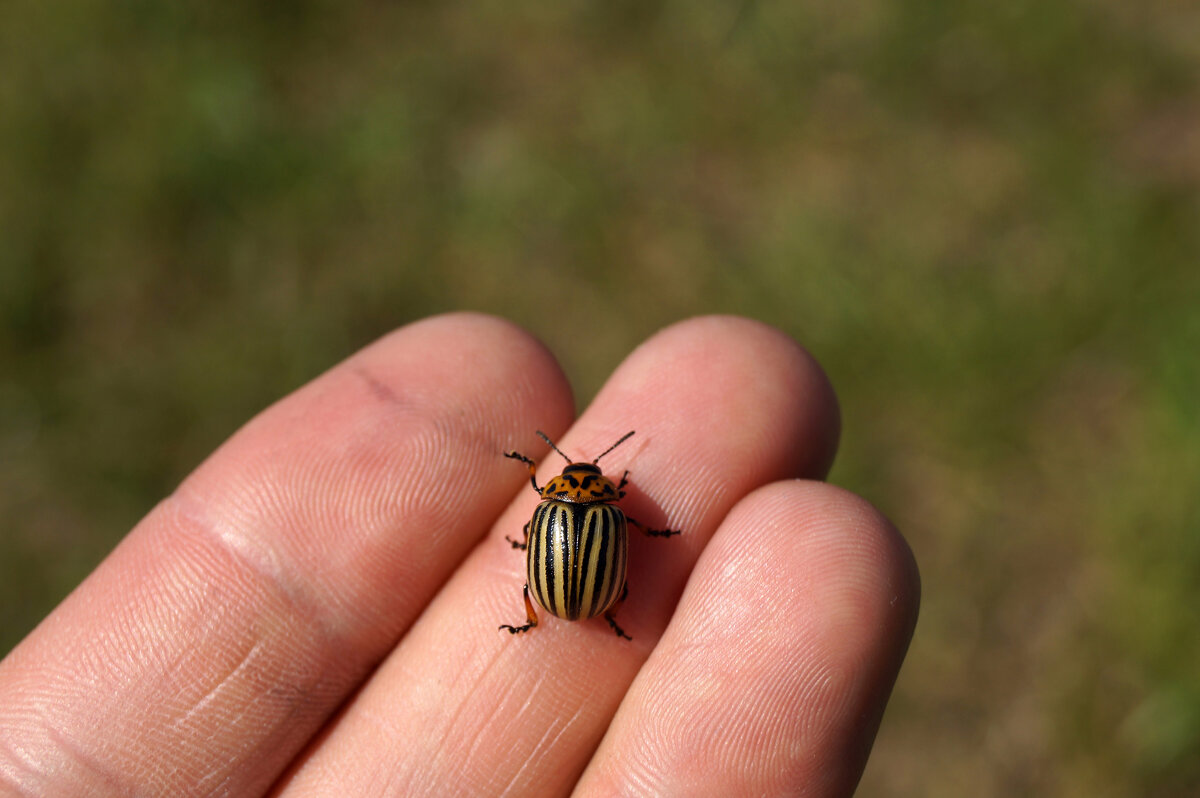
top-left (694, 480), bottom-right (919, 682)
top-left (603, 315), bottom-right (841, 481)
top-left (353, 312), bottom-right (576, 437)
top-left (579, 480), bottom-right (918, 797)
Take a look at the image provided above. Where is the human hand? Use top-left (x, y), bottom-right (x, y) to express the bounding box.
top-left (0, 314), bottom-right (918, 797)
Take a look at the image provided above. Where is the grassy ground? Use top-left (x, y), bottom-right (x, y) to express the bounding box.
top-left (2, 1), bottom-right (1198, 794)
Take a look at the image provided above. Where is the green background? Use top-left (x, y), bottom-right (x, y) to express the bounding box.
top-left (2, 1), bottom-right (1197, 794)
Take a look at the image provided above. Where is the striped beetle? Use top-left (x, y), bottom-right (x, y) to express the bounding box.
top-left (500, 430), bottom-right (679, 640)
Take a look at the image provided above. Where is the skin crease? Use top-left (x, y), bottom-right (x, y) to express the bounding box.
top-left (0, 314), bottom-right (918, 798)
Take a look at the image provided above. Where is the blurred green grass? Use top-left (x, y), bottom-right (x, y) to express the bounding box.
top-left (2, 0), bottom-right (1198, 794)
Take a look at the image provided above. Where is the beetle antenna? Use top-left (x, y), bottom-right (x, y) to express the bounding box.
top-left (536, 431), bottom-right (573, 464)
top-left (593, 430), bottom-right (635, 464)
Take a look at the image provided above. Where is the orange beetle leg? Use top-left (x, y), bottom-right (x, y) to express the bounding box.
top-left (504, 449), bottom-right (541, 493)
top-left (500, 584), bottom-right (539, 635)
top-left (505, 520), bottom-right (530, 551)
top-left (604, 583), bottom-right (632, 640)
top-left (627, 516), bottom-right (680, 539)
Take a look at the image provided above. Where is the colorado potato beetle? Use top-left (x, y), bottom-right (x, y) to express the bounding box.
top-left (500, 430), bottom-right (679, 640)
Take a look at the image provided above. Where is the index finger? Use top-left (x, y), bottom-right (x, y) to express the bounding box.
top-left (0, 313), bottom-right (573, 796)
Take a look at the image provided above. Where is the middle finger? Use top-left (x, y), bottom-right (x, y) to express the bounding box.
top-left (275, 316), bottom-right (839, 796)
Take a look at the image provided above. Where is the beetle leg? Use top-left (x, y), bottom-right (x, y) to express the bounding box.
top-left (616, 469), bottom-right (630, 497)
top-left (627, 516), bottom-right (680, 538)
top-left (604, 583), bottom-right (633, 640)
top-left (499, 584), bottom-right (539, 635)
top-left (505, 520), bottom-right (530, 550)
top-left (504, 450), bottom-right (542, 494)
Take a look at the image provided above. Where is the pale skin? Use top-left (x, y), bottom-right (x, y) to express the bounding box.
top-left (0, 313), bottom-right (919, 797)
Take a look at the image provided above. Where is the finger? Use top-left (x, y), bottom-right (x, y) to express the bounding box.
top-left (0, 313), bottom-right (573, 797)
top-left (574, 481), bottom-right (920, 797)
top-left (275, 315), bottom-right (841, 796)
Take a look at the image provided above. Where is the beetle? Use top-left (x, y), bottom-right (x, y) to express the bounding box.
top-left (499, 430), bottom-right (679, 640)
